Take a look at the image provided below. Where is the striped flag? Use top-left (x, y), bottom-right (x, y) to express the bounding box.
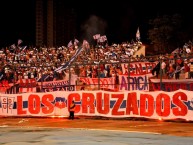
top-left (18, 79), bottom-right (37, 93)
top-left (54, 46), bottom-right (83, 72)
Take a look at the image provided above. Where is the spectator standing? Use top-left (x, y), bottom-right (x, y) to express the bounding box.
top-left (69, 100), bottom-right (76, 120)
top-left (184, 62), bottom-right (190, 79)
top-left (189, 61), bottom-right (193, 78)
top-left (175, 64), bottom-right (181, 79)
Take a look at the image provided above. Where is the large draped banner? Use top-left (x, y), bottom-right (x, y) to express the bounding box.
top-left (0, 90), bottom-right (193, 120)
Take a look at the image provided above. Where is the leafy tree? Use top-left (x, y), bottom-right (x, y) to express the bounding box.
top-left (148, 14), bottom-right (187, 54)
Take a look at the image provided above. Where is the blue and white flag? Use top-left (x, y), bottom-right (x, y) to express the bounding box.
top-left (54, 47), bottom-right (83, 72)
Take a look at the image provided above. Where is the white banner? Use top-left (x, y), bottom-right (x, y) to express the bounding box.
top-left (121, 62), bottom-right (157, 75)
top-left (0, 90), bottom-right (193, 121)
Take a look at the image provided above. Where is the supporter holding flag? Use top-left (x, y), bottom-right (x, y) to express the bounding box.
top-left (10, 44), bottom-right (16, 52)
top-left (82, 40), bottom-right (89, 47)
top-left (82, 40), bottom-right (90, 54)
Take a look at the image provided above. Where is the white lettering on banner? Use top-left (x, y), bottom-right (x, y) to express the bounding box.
top-left (119, 75), bottom-right (149, 91)
top-left (0, 90), bottom-right (193, 121)
top-left (79, 77), bottom-right (115, 90)
top-left (40, 79), bottom-right (76, 92)
top-left (42, 80), bottom-right (70, 87)
top-left (121, 62), bottom-right (157, 75)
top-left (44, 85), bottom-right (75, 92)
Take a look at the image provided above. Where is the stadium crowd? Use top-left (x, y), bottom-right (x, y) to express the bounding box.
top-left (0, 39), bottom-right (143, 83)
top-left (0, 38), bottom-right (193, 85)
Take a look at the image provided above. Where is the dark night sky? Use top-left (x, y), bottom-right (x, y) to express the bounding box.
top-left (0, 0), bottom-right (192, 47)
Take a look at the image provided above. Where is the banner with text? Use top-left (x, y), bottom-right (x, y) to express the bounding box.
top-left (39, 79), bottom-right (76, 92)
top-left (119, 75), bottom-right (149, 91)
top-left (79, 77), bottom-right (115, 90)
top-left (151, 79), bottom-right (193, 91)
top-left (121, 62), bottom-right (157, 75)
top-left (0, 90), bottom-right (193, 120)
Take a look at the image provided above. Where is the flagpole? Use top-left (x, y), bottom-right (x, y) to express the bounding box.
top-left (97, 47), bottom-right (100, 90)
top-left (136, 27), bottom-right (140, 42)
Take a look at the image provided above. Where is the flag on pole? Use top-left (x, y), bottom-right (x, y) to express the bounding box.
top-left (93, 34), bottom-right (100, 40)
top-left (98, 35), bottom-right (107, 42)
top-left (74, 39), bottom-right (79, 46)
top-left (10, 44), bottom-right (16, 50)
top-left (83, 40), bottom-right (89, 46)
top-left (82, 40), bottom-right (90, 50)
top-left (54, 46), bottom-right (83, 72)
top-left (136, 27), bottom-right (140, 41)
top-left (17, 39), bottom-right (23, 46)
top-left (171, 48), bottom-right (179, 54)
top-left (67, 40), bottom-right (73, 48)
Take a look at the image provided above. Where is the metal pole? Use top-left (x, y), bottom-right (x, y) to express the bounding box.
top-left (128, 57), bottom-right (130, 91)
top-left (160, 56), bottom-right (162, 91)
top-left (97, 49), bottom-right (100, 90)
top-left (69, 64), bottom-right (71, 89)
